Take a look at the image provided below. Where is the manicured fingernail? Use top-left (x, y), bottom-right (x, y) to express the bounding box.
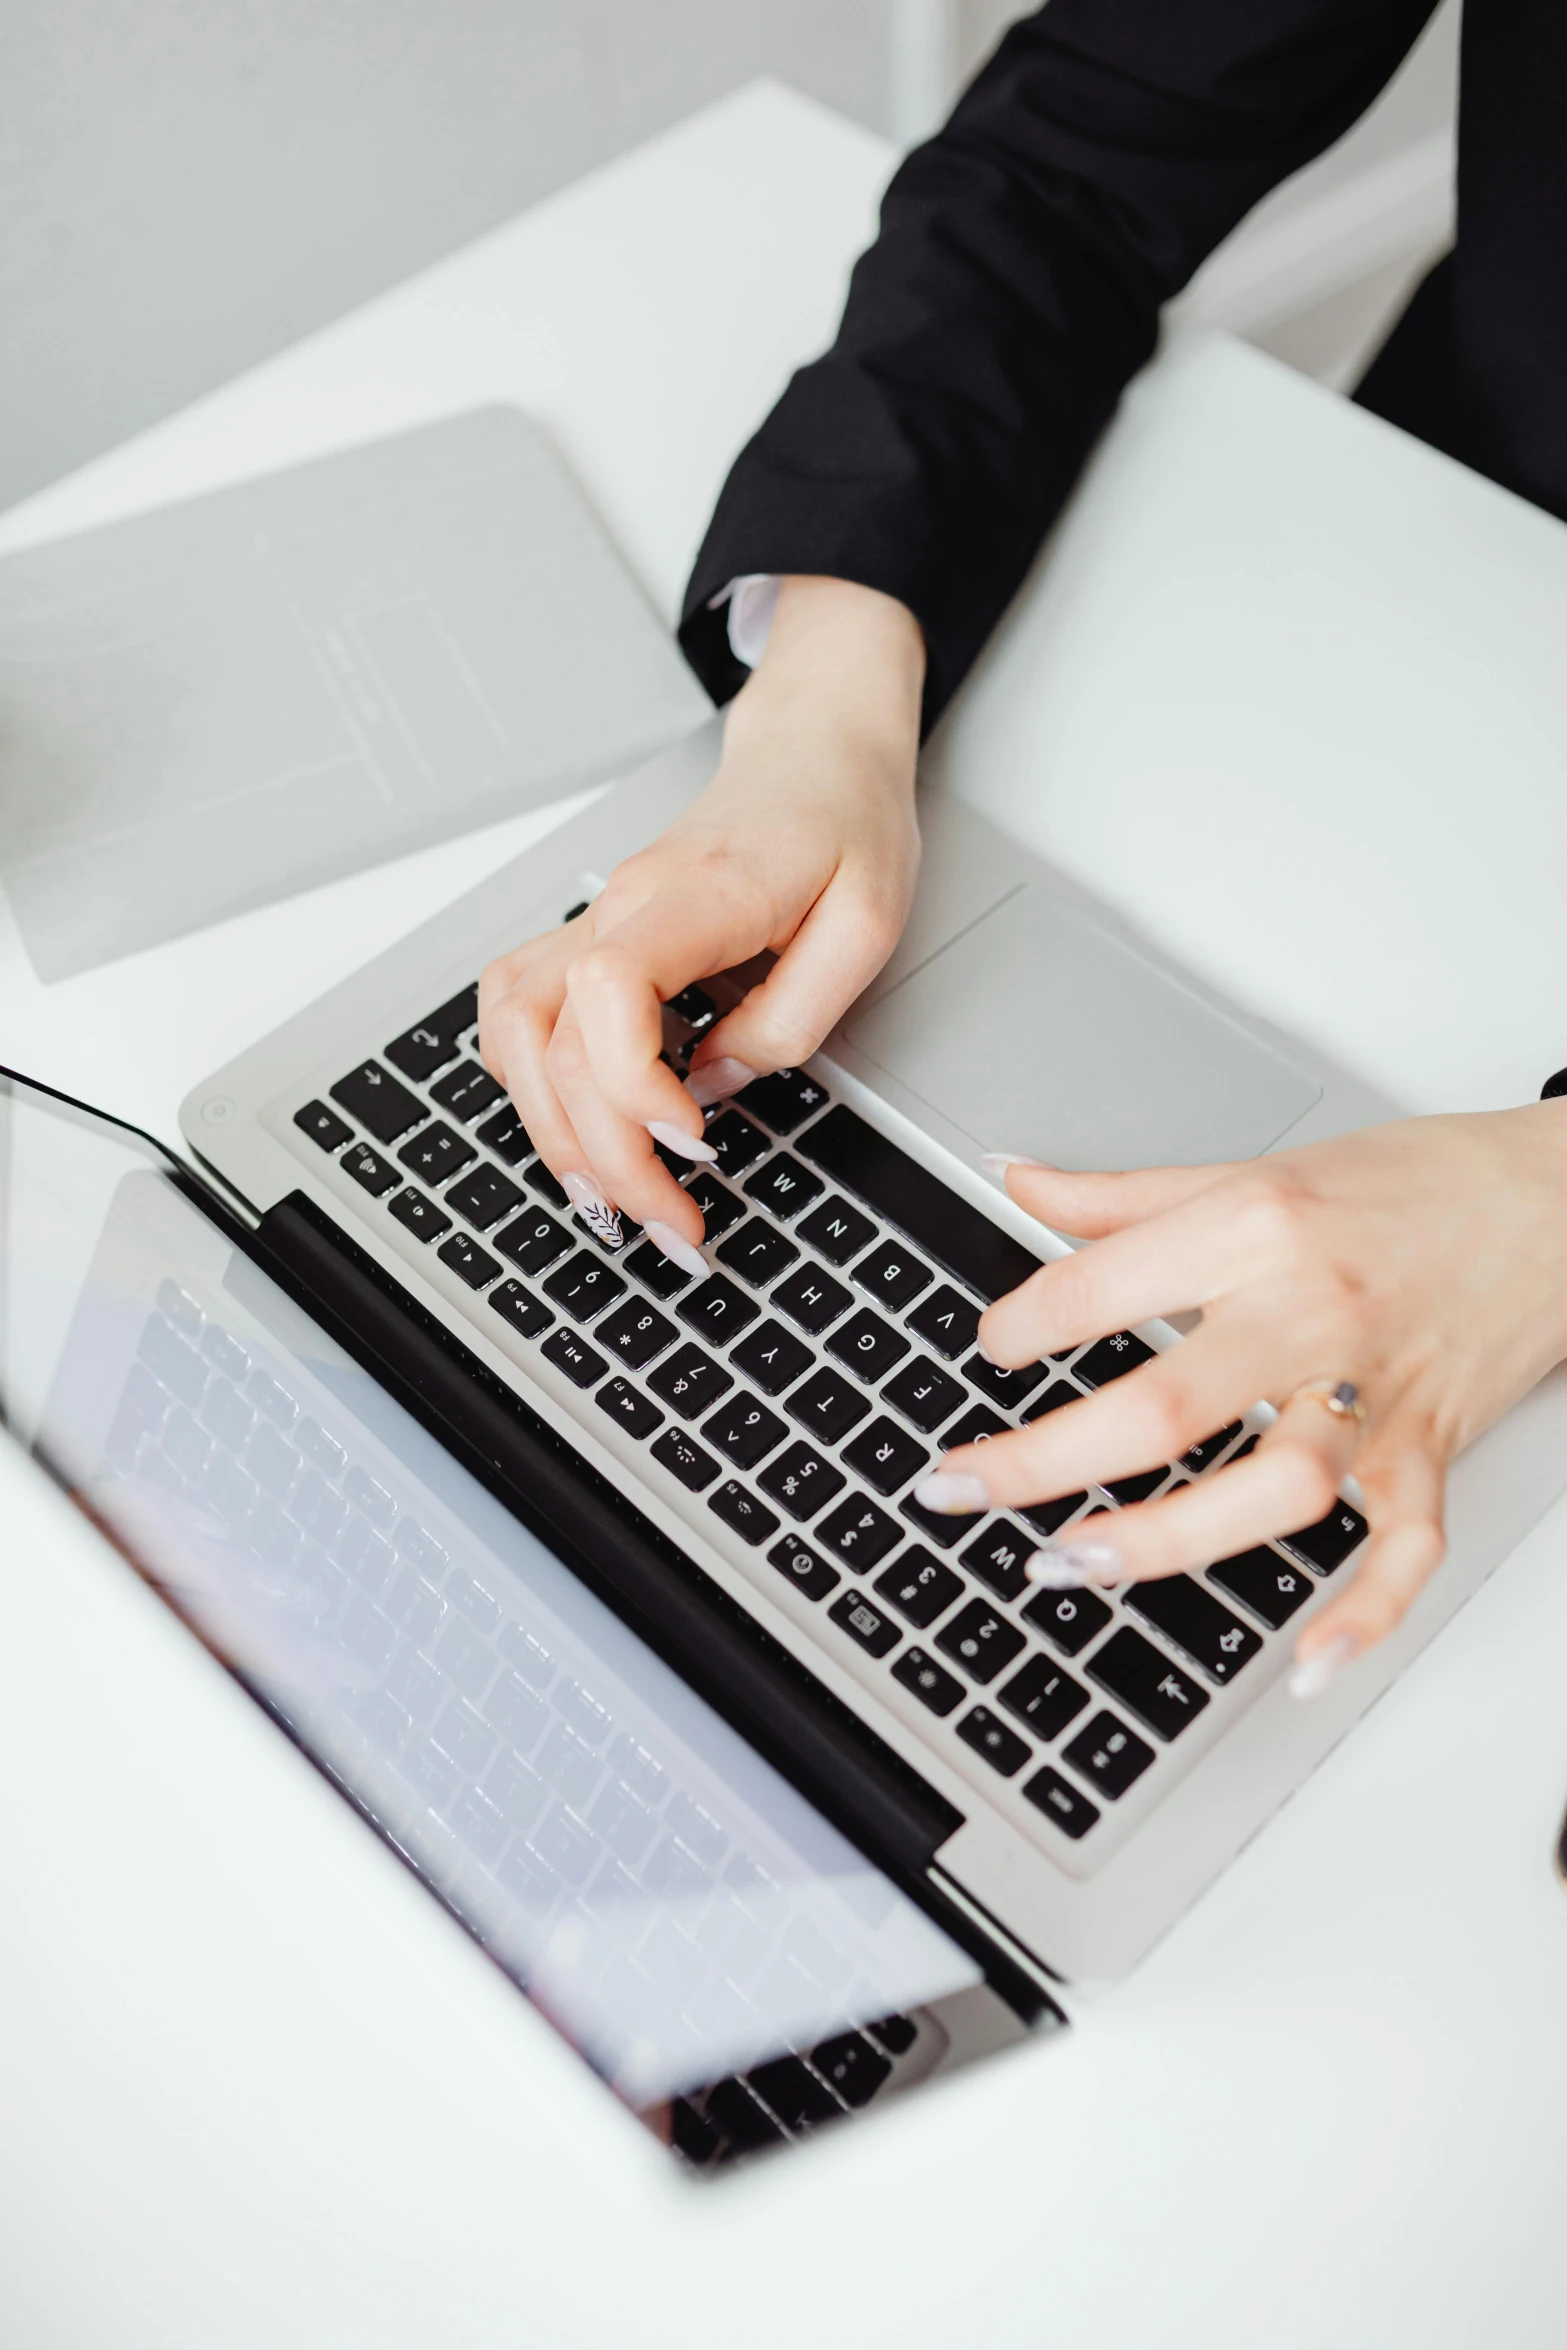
top-left (1288, 1633), bottom-right (1359, 1701)
top-left (646, 1118), bottom-right (719, 1165)
top-left (686, 1057), bottom-right (756, 1108)
top-left (643, 1220), bottom-right (709, 1280)
top-left (913, 1471), bottom-right (990, 1516)
top-left (1026, 1539), bottom-right (1122, 1588)
top-left (980, 1151), bottom-right (1056, 1177)
top-left (562, 1172), bottom-right (623, 1248)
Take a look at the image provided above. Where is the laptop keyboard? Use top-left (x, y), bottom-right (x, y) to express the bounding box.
top-left (289, 979), bottom-right (1368, 1853)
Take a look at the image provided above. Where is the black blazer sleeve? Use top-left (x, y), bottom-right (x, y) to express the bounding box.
top-left (680, 0), bottom-right (1439, 729)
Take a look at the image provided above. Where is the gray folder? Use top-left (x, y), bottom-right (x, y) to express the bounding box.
top-left (0, 408), bottom-right (709, 978)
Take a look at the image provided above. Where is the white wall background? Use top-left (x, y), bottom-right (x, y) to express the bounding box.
top-left (1, 0), bottom-right (1459, 512)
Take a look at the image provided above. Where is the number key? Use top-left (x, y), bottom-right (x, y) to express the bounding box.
top-left (935, 1599), bottom-right (1026, 1685)
top-left (701, 1391), bottom-right (787, 1470)
top-left (596, 1298), bottom-right (677, 1368)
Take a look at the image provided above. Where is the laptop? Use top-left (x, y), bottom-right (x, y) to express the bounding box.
top-left (10, 719), bottom-right (1566, 2168)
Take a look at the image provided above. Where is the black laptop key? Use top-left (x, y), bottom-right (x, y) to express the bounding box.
top-left (702, 1392), bottom-right (787, 1471)
top-left (474, 1103), bottom-right (533, 1166)
top-left (438, 1233), bottom-right (501, 1290)
top-left (795, 1195), bottom-right (876, 1268)
top-left (385, 1016), bottom-right (463, 1083)
top-left (731, 1319), bottom-right (814, 1396)
top-left (595, 1377), bottom-right (663, 1441)
top-left (330, 1060), bottom-right (428, 1145)
top-left (957, 1706), bottom-right (1031, 1778)
top-left (798, 1103), bottom-right (1042, 1304)
top-left (865, 2014), bottom-right (918, 2057)
top-left (702, 1109), bottom-right (769, 1178)
top-left (1021, 1582), bottom-right (1113, 1656)
top-left (651, 1425), bottom-right (721, 1492)
top-left (960, 1521), bottom-right (1032, 1603)
top-left (997, 1653), bottom-right (1090, 1740)
top-left (703, 2079), bottom-right (785, 2151)
top-left (757, 1441), bottom-right (844, 1521)
top-left (935, 1599), bottom-right (1026, 1684)
top-left (825, 1307), bottom-right (908, 1385)
top-left (526, 1162), bottom-right (570, 1210)
top-left (1018, 1491), bottom-right (1090, 1540)
top-left (842, 1416), bottom-right (927, 1497)
top-left (708, 1481), bottom-right (780, 1546)
top-left (540, 1326), bottom-right (608, 1389)
top-left (787, 1367), bottom-right (870, 1445)
top-left (737, 1066), bottom-right (831, 1133)
top-left (873, 1546), bottom-right (962, 1629)
top-left (388, 1186), bottom-right (451, 1243)
top-left (716, 1218), bottom-right (799, 1289)
top-left (596, 1298), bottom-right (677, 1369)
top-left (852, 1240), bottom-right (932, 1314)
top-left (816, 1495), bottom-right (902, 1570)
top-left (900, 1489), bottom-right (983, 1549)
top-left (622, 1240), bottom-right (694, 1299)
top-left (1279, 1498), bottom-right (1368, 1575)
top-left (665, 982), bottom-right (718, 1035)
top-left (1075, 1330), bottom-right (1157, 1387)
top-left (746, 2054), bottom-right (842, 2132)
top-left (647, 1343), bottom-right (732, 1420)
top-left (770, 1263), bottom-right (853, 1336)
top-left (489, 1280), bottom-right (551, 1340)
top-left (294, 1100), bottom-right (352, 1152)
top-left (1088, 1626), bottom-right (1210, 1739)
top-left (397, 1120), bottom-right (476, 1186)
top-left (938, 1402), bottom-right (1008, 1452)
top-left (767, 1532), bottom-right (841, 1601)
top-left (963, 1352), bottom-right (1050, 1408)
top-left (827, 1586), bottom-right (901, 1658)
top-left (342, 1141), bottom-right (400, 1196)
top-left (905, 1284), bottom-right (980, 1361)
top-left (384, 983), bottom-right (476, 1080)
top-left (891, 1645), bottom-right (965, 1716)
top-left (1127, 1574), bottom-right (1262, 1684)
top-left (543, 1252), bottom-right (627, 1323)
top-left (446, 1164), bottom-right (526, 1231)
top-left (1180, 1422), bottom-right (1244, 1475)
top-left (676, 1274), bottom-right (759, 1345)
top-left (810, 2032), bottom-right (892, 2109)
top-left (494, 1208), bottom-right (572, 1277)
top-left (1207, 1545), bottom-right (1314, 1629)
top-left (1062, 1709), bottom-right (1156, 1799)
top-left (743, 1154), bottom-right (823, 1219)
top-left (683, 1170), bottom-right (745, 1238)
top-left (1021, 1379), bottom-right (1082, 1426)
top-left (1103, 1465), bottom-right (1170, 1505)
top-left (881, 1355), bottom-right (965, 1435)
top-left (1022, 1766), bottom-right (1101, 1839)
top-left (427, 1059), bottom-right (504, 1122)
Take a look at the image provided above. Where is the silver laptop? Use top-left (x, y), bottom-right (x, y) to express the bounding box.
top-left (18, 716), bottom-right (1562, 2166)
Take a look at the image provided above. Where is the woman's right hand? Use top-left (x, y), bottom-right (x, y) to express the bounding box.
top-left (478, 575), bottom-right (926, 1264)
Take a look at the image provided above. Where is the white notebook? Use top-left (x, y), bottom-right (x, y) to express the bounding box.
top-left (0, 407), bottom-right (708, 978)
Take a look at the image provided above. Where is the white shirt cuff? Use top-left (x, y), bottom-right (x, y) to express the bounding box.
top-left (709, 573), bottom-right (781, 670)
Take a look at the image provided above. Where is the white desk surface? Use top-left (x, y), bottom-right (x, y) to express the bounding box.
top-left (4, 80), bottom-right (1567, 2350)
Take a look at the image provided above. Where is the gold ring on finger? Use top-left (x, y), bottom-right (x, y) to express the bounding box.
top-left (1289, 1377), bottom-right (1367, 1433)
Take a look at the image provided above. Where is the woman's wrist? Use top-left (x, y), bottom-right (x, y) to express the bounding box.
top-left (725, 575), bottom-right (925, 775)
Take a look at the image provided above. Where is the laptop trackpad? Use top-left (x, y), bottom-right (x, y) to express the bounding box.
top-left (843, 886), bottom-right (1321, 1171)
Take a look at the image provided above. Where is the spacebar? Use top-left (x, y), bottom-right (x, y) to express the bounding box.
top-left (796, 1104), bottom-right (1042, 1305)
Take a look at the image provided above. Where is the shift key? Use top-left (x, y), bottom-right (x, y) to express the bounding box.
top-left (1087, 1626), bottom-right (1210, 1740)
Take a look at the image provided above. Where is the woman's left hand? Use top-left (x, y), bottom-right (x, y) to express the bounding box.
top-left (914, 1105), bottom-right (1567, 1691)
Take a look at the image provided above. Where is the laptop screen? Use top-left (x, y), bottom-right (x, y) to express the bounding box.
top-left (0, 1072), bottom-right (1019, 2166)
